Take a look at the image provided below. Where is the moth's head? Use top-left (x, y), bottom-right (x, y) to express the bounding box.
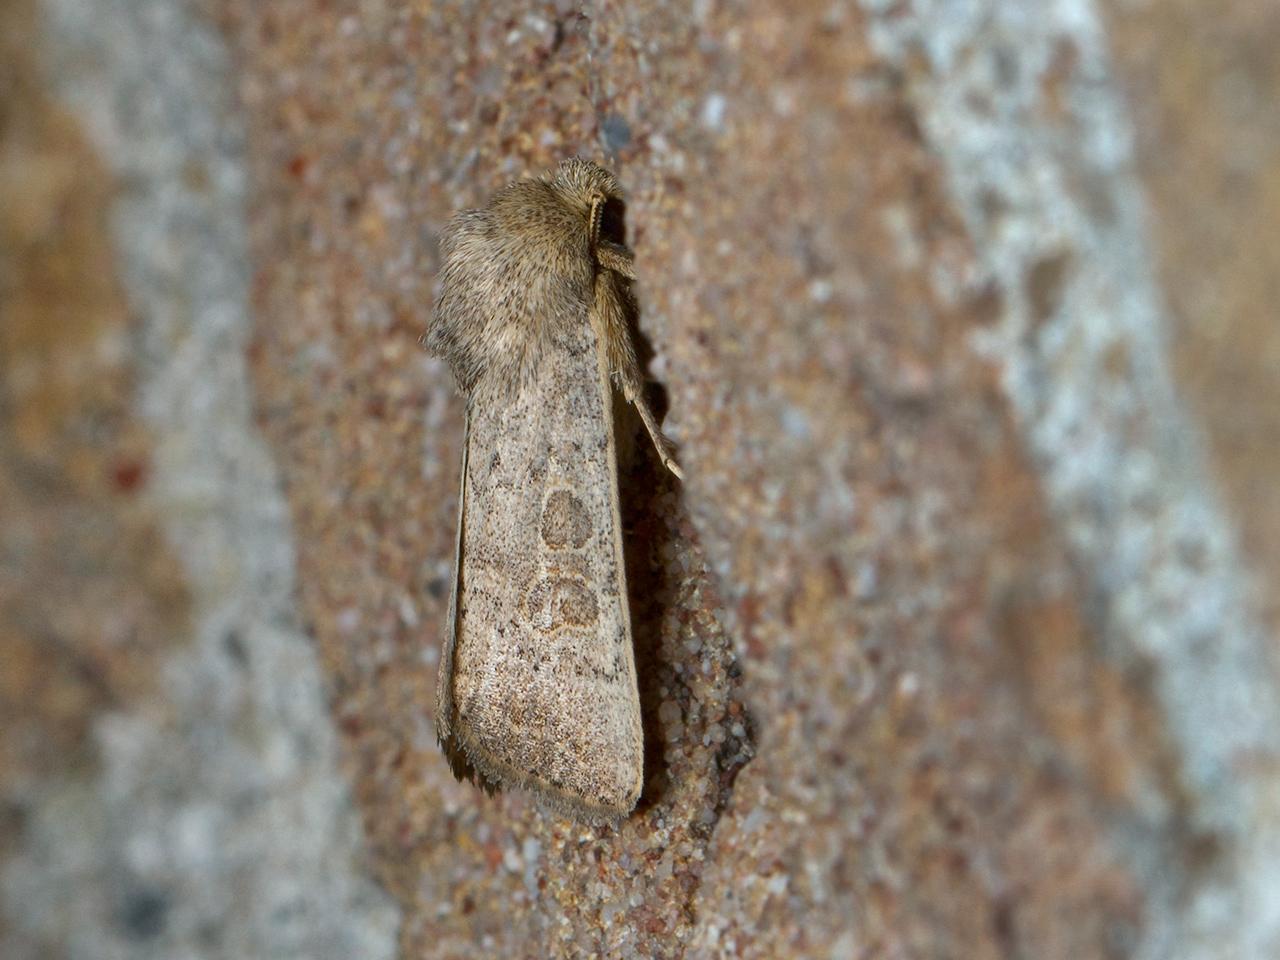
top-left (547, 158), bottom-right (625, 248)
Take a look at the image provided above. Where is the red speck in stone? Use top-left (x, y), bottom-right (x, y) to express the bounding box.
top-left (112, 459), bottom-right (146, 493)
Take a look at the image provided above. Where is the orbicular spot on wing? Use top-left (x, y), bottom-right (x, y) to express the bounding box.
top-left (540, 489), bottom-right (591, 550)
top-left (524, 575), bottom-right (599, 631)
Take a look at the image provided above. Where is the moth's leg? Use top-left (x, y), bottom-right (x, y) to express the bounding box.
top-left (595, 268), bottom-right (684, 480)
top-left (596, 240), bottom-right (636, 280)
top-left (622, 379), bottom-right (684, 481)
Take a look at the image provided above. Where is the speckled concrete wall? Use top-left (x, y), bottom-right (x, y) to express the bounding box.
top-left (2, 0), bottom-right (1278, 958)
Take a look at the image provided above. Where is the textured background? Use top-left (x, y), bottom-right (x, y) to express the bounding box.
top-left (3, 1), bottom-right (1279, 958)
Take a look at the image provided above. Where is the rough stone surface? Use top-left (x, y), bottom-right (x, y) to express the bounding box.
top-left (0, 1), bottom-right (397, 958)
top-left (3, 0), bottom-right (1279, 957)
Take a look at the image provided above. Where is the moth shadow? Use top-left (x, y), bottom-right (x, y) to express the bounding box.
top-left (608, 199), bottom-right (684, 812)
top-left (615, 368), bottom-right (681, 814)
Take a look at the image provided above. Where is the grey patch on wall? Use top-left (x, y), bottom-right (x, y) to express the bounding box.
top-left (859, 1), bottom-right (1280, 958)
top-left (0, 2), bottom-right (400, 958)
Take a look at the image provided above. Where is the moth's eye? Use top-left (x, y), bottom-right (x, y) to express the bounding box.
top-left (597, 197), bottom-right (627, 247)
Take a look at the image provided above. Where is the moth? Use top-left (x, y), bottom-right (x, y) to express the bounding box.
top-left (425, 158), bottom-right (681, 822)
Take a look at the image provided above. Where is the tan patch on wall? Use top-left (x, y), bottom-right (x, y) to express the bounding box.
top-left (0, 0), bottom-right (188, 797)
top-left (1106, 0), bottom-right (1280, 631)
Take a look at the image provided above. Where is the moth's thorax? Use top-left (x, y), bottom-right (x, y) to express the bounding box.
top-left (430, 171), bottom-right (609, 400)
top-left (485, 181), bottom-right (596, 296)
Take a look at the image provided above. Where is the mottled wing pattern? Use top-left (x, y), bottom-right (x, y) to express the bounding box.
top-left (440, 317), bottom-right (642, 819)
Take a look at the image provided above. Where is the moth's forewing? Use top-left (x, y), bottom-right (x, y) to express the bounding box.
top-left (439, 319), bottom-right (643, 820)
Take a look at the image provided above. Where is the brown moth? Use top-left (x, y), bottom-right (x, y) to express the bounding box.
top-left (425, 158), bottom-right (681, 822)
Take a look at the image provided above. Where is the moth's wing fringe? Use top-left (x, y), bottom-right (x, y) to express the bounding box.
top-left (435, 405), bottom-right (467, 743)
top-left (447, 724), bottom-right (631, 825)
top-left (437, 405), bottom-right (499, 793)
top-left (438, 733), bottom-right (500, 796)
